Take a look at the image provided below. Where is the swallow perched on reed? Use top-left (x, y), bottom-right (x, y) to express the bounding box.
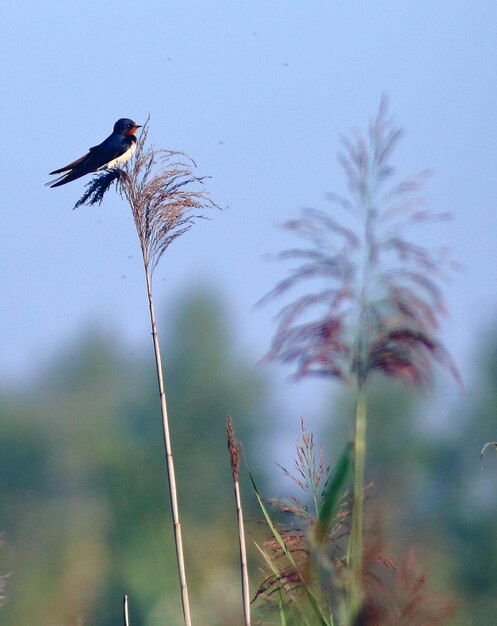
top-left (48, 118), bottom-right (141, 187)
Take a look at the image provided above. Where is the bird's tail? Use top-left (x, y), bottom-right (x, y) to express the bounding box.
top-left (45, 173), bottom-right (70, 187)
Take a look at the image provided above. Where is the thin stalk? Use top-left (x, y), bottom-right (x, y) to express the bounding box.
top-left (123, 595), bottom-right (130, 626)
top-left (234, 479), bottom-right (251, 626)
top-left (348, 182), bottom-right (374, 617)
top-left (348, 390), bottom-right (367, 616)
top-left (142, 247), bottom-right (192, 626)
top-left (226, 417), bottom-right (251, 626)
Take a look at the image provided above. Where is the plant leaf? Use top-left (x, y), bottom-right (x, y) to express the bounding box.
top-left (315, 442), bottom-right (352, 544)
top-left (278, 591), bottom-right (288, 626)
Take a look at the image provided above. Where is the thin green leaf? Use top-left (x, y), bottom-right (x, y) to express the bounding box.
top-left (315, 442), bottom-right (353, 544)
top-left (253, 539), bottom-right (280, 578)
top-left (278, 591), bottom-right (288, 626)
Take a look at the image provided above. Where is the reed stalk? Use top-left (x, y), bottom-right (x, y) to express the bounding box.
top-left (226, 417), bottom-right (251, 626)
top-left (74, 122), bottom-right (218, 626)
top-left (142, 248), bottom-right (192, 626)
top-left (123, 595), bottom-right (130, 626)
top-left (348, 390), bottom-right (367, 618)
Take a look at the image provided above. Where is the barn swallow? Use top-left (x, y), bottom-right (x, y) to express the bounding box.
top-left (48, 118), bottom-right (141, 187)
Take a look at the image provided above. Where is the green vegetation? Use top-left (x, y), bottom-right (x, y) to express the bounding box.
top-left (0, 291), bottom-right (268, 625)
top-left (3, 291), bottom-right (497, 624)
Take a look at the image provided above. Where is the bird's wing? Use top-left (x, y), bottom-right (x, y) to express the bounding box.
top-left (47, 150), bottom-right (103, 187)
top-left (49, 130), bottom-right (114, 175)
top-left (47, 135), bottom-right (134, 187)
top-left (49, 152), bottom-right (90, 175)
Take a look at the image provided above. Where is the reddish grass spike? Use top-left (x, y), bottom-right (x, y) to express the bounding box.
top-left (361, 544), bottom-right (454, 626)
top-left (226, 416), bottom-right (241, 481)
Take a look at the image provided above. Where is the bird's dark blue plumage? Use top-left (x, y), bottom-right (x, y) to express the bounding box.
top-left (48, 118), bottom-right (141, 188)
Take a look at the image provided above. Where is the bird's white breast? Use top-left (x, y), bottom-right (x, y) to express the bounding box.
top-left (102, 142), bottom-right (137, 169)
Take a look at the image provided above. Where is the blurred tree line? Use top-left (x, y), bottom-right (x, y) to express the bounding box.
top-left (1, 288), bottom-right (497, 624)
top-left (0, 289), bottom-right (270, 626)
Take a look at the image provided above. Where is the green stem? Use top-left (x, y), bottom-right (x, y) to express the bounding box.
top-left (349, 388), bottom-right (367, 618)
top-left (347, 162), bottom-right (374, 620)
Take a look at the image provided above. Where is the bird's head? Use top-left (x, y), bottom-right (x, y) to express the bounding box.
top-left (114, 118), bottom-right (142, 136)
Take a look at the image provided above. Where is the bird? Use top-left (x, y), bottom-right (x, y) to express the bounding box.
top-left (48, 118), bottom-right (141, 187)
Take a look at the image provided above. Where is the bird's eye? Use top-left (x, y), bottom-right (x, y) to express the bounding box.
top-left (128, 123), bottom-right (133, 128)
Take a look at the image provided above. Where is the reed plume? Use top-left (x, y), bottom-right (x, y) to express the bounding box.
top-left (261, 99), bottom-right (459, 621)
top-left (76, 120), bottom-right (218, 626)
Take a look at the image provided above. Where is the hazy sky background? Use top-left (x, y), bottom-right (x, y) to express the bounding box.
top-left (1, 1), bottom-right (496, 423)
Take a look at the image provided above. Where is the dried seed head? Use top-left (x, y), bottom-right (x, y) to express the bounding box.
top-left (226, 416), bottom-right (241, 481)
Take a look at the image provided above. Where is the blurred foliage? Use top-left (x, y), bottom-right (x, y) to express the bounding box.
top-left (320, 327), bottom-right (497, 626)
top-left (425, 331), bottom-right (497, 626)
top-left (3, 287), bottom-right (497, 624)
top-left (0, 288), bottom-right (270, 626)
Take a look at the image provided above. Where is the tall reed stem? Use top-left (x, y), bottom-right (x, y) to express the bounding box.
top-left (142, 248), bottom-right (192, 626)
top-left (349, 389), bottom-right (367, 616)
top-left (226, 417), bottom-right (251, 626)
top-left (123, 594), bottom-right (130, 626)
top-left (234, 479), bottom-right (251, 626)
top-left (348, 195), bottom-right (373, 617)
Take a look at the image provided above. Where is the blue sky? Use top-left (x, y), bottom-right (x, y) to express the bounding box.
top-left (1, 1), bottom-right (496, 422)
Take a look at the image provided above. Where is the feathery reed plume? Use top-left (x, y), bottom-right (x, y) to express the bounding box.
top-left (226, 417), bottom-right (251, 626)
top-left (261, 99), bottom-right (458, 387)
top-left (358, 547), bottom-right (454, 625)
top-left (119, 123), bottom-right (216, 274)
top-left (254, 424), bottom-right (351, 625)
top-left (255, 428), bottom-right (451, 626)
top-left (277, 417), bottom-right (327, 517)
top-left (261, 99), bottom-right (459, 620)
top-left (75, 120), bottom-right (218, 626)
